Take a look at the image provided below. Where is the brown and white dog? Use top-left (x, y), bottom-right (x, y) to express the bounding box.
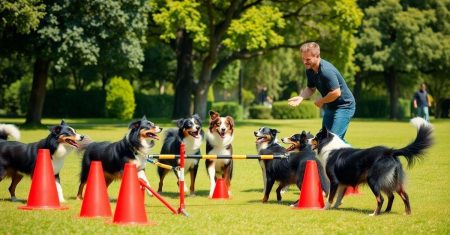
top-left (205, 110), bottom-right (235, 198)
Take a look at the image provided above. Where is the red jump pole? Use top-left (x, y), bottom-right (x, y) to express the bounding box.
top-left (138, 179), bottom-right (177, 215)
top-left (178, 142), bottom-right (188, 216)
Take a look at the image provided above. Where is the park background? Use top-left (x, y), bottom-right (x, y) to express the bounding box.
top-left (0, 0), bottom-right (449, 234)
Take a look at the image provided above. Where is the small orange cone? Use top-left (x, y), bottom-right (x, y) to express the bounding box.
top-left (295, 160), bottom-right (324, 210)
top-left (345, 186), bottom-right (361, 196)
top-left (112, 163), bottom-right (153, 225)
top-left (79, 161), bottom-right (112, 218)
top-left (19, 149), bottom-right (68, 210)
top-left (212, 178), bottom-right (229, 199)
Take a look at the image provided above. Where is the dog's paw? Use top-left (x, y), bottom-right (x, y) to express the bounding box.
top-left (324, 202), bottom-right (331, 210)
top-left (10, 196), bottom-right (18, 202)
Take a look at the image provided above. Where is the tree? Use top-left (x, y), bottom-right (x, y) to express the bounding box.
top-left (0, 0), bottom-right (150, 126)
top-left (355, 0), bottom-right (450, 119)
top-left (151, 0), bottom-right (362, 119)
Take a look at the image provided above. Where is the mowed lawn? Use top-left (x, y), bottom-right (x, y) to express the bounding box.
top-left (0, 117), bottom-right (449, 234)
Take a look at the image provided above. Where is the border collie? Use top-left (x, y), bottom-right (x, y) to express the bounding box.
top-left (158, 114), bottom-right (204, 196)
top-left (205, 110), bottom-right (234, 198)
top-left (281, 131), bottom-right (329, 205)
top-left (76, 116), bottom-right (161, 200)
top-left (255, 127), bottom-right (329, 203)
top-left (0, 121), bottom-right (84, 202)
top-left (312, 117), bottom-right (433, 215)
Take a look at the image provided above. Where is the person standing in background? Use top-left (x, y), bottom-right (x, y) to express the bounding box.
top-left (413, 83), bottom-right (432, 122)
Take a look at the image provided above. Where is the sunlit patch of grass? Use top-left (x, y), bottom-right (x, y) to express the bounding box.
top-left (0, 118), bottom-right (448, 234)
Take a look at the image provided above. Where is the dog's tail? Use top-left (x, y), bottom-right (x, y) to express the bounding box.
top-left (0, 124), bottom-right (20, 141)
top-left (392, 117), bottom-right (434, 167)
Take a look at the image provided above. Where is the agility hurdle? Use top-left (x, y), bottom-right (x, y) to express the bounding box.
top-left (145, 143), bottom-right (288, 217)
top-left (147, 154), bottom-right (288, 160)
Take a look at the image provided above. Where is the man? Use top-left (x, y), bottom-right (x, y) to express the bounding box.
top-left (413, 83), bottom-right (431, 122)
top-left (288, 42), bottom-right (355, 141)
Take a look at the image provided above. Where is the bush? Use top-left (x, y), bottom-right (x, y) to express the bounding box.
top-left (248, 105), bottom-right (272, 119)
top-left (210, 102), bottom-right (244, 120)
top-left (355, 96), bottom-right (388, 118)
top-left (271, 100), bottom-right (319, 119)
top-left (398, 98), bottom-right (412, 119)
top-left (3, 77), bottom-right (31, 116)
top-left (43, 89), bottom-right (106, 118)
top-left (105, 77), bottom-right (135, 119)
top-left (134, 94), bottom-right (173, 118)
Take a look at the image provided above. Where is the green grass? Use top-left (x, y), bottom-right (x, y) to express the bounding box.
top-left (0, 118), bottom-right (449, 234)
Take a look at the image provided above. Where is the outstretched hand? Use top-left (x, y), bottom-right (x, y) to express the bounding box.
top-left (288, 96), bottom-right (303, 107)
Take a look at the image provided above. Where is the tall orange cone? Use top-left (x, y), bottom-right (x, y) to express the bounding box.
top-left (19, 149), bottom-right (68, 210)
top-left (295, 160), bottom-right (324, 210)
top-left (112, 163), bottom-right (153, 225)
top-left (345, 186), bottom-right (361, 196)
top-left (212, 178), bottom-right (229, 199)
top-left (79, 161), bottom-right (112, 217)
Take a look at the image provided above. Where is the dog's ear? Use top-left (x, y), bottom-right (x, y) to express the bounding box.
top-left (176, 119), bottom-right (185, 128)
top-left (225, 116), bottom-right (234, 128)
top-left (301, 130), bottom-right (306, 135)
top-left (49, 125), bottom-right (62, 135)
top-left (60, 120), bottom-right (66, 126)
top-left (141, 115), bottom-right (148, 121)
top-left (270, 128), bottom-right (279, 136)
top-left (128, 119), bottom-right (141, 129)
top-left (209, 110), bottom-right (219, 120)
top-left (192, 114), bottom-right (202, 124)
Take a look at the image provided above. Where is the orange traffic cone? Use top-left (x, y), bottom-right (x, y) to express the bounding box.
top-left (112, 163), bottom-right (154, 225)
top-left (295, 160), bottom-right (324, 210)
top-left (19, 149), bottom-right (68, 210)
top-left (345, 186), bottom-right (361, 196)
top-left (79, 161), bottom-right (112, 218)
top-left (212, 178), bottom-right (229, 199)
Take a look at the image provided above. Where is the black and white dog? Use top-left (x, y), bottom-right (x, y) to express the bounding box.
top-left (158, 114), bottom-right (204, 196)
top-left (206, 110), bottom-right (235, 198)
top-left (77, 116), bottom-right (161, 200)
top-left (0, 121), bottom-right (84, 202)
top-left (281, 131), bottom-right (329, 205)
top-left (254, 127), bottom-right (286, 202)
top-left (255, 127), bottom-right (328, 203)
top-left (312, 117), bottom-right (433, 215)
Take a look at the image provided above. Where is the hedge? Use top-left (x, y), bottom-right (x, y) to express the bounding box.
top-left (355, 96), bottom-right (412, 119)
top-left (210, 102), bottom-right (244, 120)
top-left (134, 94), bottom-right (174, 118)
top-left (248, 105), bottom-right (272, 119)
top-left (43, 89), bottom-right (174, 118)
top-left (271, 100), bottom-right (319, 119)
top-left (43, 89), bottom-right (106, 118)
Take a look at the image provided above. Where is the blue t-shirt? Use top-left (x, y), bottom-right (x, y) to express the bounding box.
top-left (413, 90), bottom-right (429, 107)
top-left (306, 59), bottom-right (355, 110)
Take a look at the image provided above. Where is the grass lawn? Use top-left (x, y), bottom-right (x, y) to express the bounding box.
top-left (0, 117), bottom-right (449, 234)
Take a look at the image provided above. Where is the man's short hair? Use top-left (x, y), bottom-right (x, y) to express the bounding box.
top-left (300, 42), bottom-right (320, 56)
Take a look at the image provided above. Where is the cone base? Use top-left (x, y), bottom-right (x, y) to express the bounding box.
top-left (293, 206), bottom-right (324, 210)
top-left (19, 205), bottom-right (68, 210)
top-left (108, 221), bottom-right (157, 226)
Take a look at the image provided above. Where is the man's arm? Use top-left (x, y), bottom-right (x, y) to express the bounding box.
top-left (288, 87), bottom-right (316, 106)
top-left (315, 88), bottom-right (341, 108)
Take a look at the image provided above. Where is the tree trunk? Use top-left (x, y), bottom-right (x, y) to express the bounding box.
top-left (25, 58), bottom-right (50, 126)
top-left (194, 81), bottom-right (210, 120)
top-left (385, 69), bottom-right (399, 119)
top-left (353, 72), bottom-right (362, 101)
top-left (172, 29), bottom-right (194, 119)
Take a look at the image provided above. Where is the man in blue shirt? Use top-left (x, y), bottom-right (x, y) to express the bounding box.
top-left (413, 83), bottom-right (431, 122)
top-left (288, 42), bottom-right (355, 141)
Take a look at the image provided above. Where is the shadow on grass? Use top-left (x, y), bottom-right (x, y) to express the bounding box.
top-left (0, 198), bottom-right (27, 203)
